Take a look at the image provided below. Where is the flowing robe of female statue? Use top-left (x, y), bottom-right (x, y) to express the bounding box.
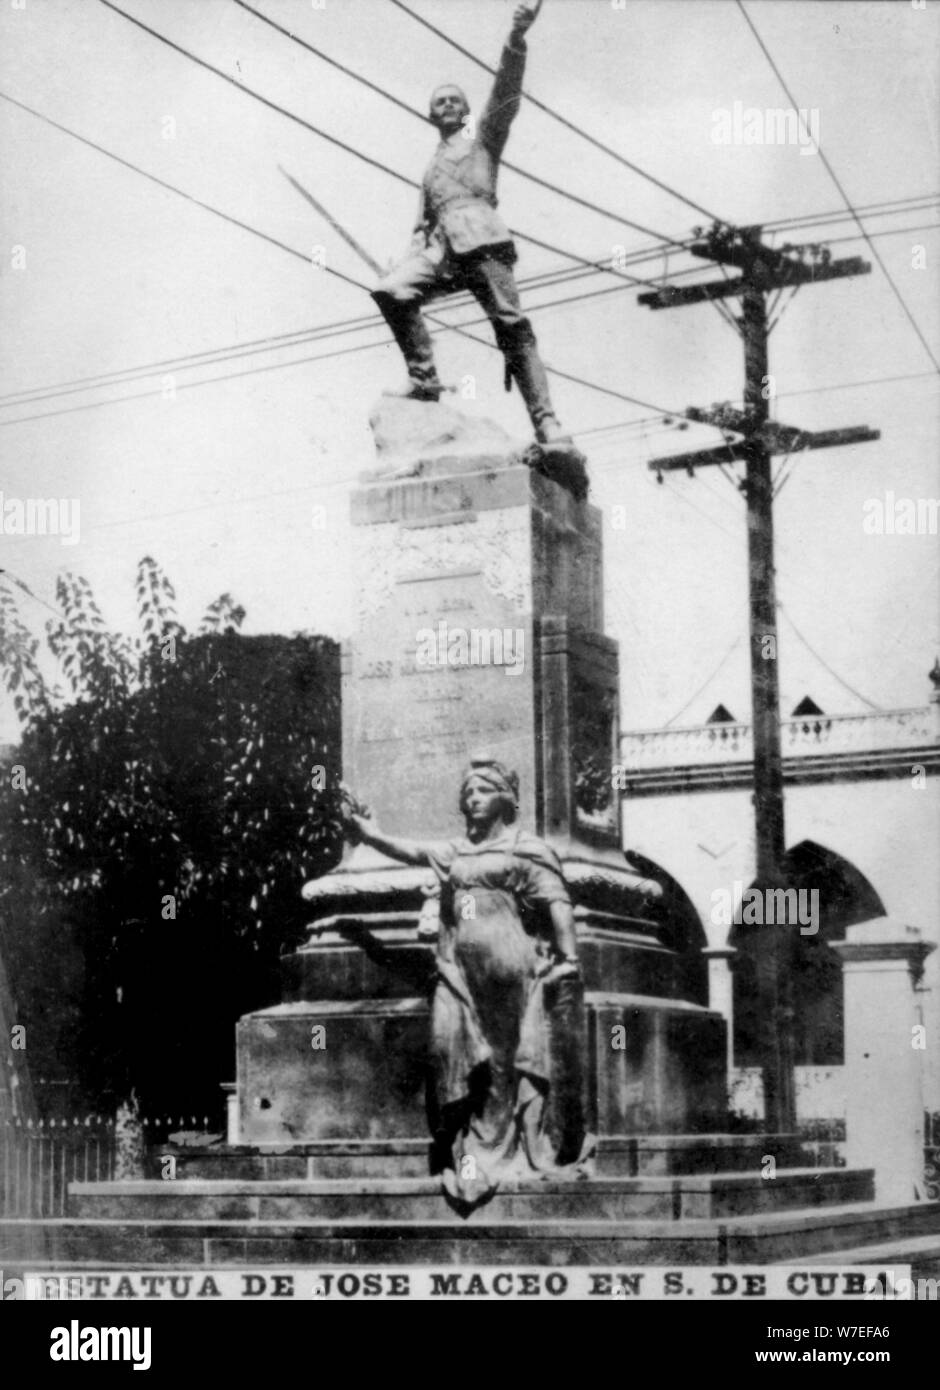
top-left (345, 758), bottom-right (590, 1208)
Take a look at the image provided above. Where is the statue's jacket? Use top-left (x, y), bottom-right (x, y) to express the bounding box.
top-left (413, 37), bottom-right (527, 262)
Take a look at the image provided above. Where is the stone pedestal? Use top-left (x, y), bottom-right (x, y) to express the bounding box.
top-left (237, 402), bottom-right (727, 1151)
top-left (830, 916), bottom-right (935, 1205)
top-left (344, 417), bottom-right (610, 851)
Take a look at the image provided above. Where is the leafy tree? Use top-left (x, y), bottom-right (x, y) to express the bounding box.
top-left (0, 559), bottom-right (342, 1117)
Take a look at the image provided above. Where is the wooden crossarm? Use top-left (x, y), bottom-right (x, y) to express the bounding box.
top-left (649, 425), bottom-right (880, 473)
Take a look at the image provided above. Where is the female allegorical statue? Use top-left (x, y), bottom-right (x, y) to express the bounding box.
top-left (344, 757), bottom-right (592, 1207)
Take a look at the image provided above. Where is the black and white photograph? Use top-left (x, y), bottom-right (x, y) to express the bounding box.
top-left (0, 0), bottom-right (938, 1340)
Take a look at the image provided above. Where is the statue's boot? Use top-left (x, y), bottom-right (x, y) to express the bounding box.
top-left (503, 328), bottom-right (589, 499)
top-left (502, 329), bottom-right (572, 445)
top-left (384, 378), bottom-right (451, 402)
top-left (373, 293), bottom-right (446, 401)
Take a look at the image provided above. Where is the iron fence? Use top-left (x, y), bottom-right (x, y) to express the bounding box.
top-left (0, 1113), bottom-right (220, 1217)
top-left (1, 1118), bottom-right (115, 1218)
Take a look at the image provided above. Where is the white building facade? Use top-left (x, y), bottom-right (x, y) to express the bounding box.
top-left (619, 680), bottom-right (940, 1148)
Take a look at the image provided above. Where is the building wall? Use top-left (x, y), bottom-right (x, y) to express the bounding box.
top-left (622, 773), bottom-right (940, 1111)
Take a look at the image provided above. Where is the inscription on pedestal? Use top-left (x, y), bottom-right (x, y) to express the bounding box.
top-left (347, 569), bottom-right (537, 839)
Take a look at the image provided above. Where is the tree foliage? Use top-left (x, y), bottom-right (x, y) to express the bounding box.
top-left (0, 558), bottom-right (342, 1115)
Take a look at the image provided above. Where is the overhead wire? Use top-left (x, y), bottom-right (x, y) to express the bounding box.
top-left (96, 0), bottom-right (692, 296)
top-left (765, 192), bottom-right (940, 233)
top-left (777, 603), bottom-right (883, 711)
top-left (0, 236), bottom-right (713, 412)
top-left (7, 210), bottom-right (931, 417)
top-left (0, 89), bottom-right (367, 291)
top-left (6, 209), bottom-right (931, 414)
top-left (0, 570), bottom-right (60, 618)
top-left (0, 89), bottom-right (694, 424)
top-left (0, 274), bottom-right (688, 429)
top-left (5, 8), bottom-right (932, 525)
top-left (806, 222), bottom-right (940, 250)
top-left (2, 4), bottom-right (930, 726)
top-left (10, 22), bottom-right (930, 424)
top-left (387, 0), bottom-right (720, 223)
top-left (664, 636), bottom-right (745, 727)
top-left (736, 0), bottom-right (940, 374)
top-left (231, 0), bottom-right (686, 247)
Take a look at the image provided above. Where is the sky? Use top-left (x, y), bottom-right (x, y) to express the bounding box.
top-left (0, 0), bottom-right (938, 743)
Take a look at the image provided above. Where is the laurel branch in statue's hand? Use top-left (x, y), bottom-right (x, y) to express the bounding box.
top-left (339, 785), bottom-right (373, 843)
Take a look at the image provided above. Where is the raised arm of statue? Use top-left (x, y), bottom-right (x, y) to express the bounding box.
top-left (478, 3), bottom-right (539, 159)
top-left (345, 810), bottom-right (433, 868)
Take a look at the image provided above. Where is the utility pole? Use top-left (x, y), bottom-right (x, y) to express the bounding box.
top-left (639, 224), bottom-right (880, 1134)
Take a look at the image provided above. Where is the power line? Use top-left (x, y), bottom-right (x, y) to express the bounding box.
top-left (0, 312), bottom-right (377, 408)
top-left (498, 363), bottom-right (940, 454)
top-left (0, 104), bottom-right (731, 430)
top-left (765, 191), bottom-right (940, 233)
top-left (573, 414), bottom-right (681, 441)
top-left (656, 475), bottom-right (740, 544)
top-left (736, 0), bottom-right (940, 375)
top-left (96, 0), bottom-right (683, 296)
top-left (600, 436), bottom-right (916, 698)
top-left (232, 0), bottom-right (686, 248)
top-left (388, 0), bottom-right (719, 224)
top-left (0, 571), bottom-right (60, 618)
top-left (780, 368), bottom-right (937, 401)
top-left (664, 635), bottom-right (745, 727)
top-left (0, 244), bottom-right (711, 412)
top-left (777, 602), bottom-right (882, 711)
top-left (0, 90), bottom-right (693, 424)
top-left (7, 212), bottom-right (928, 416)
top-left (96, 0), bottom-right (416, 189)
top-left (0, 274), bottom-right (685, 430)
top-left (807, 222), bottom-right (940, 250)
top-left (4, 206), bottom-right (929, 413)
top-left (0, 89), bottom-right (368, 292)
top-left (15, 36), bottom-right (924, 418)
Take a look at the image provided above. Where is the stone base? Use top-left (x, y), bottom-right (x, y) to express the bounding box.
top-left (126, 1133), bottom-right (806, 1182)
top-left (236, 992), bottom-right (726, 1147)
top-left (69, 1167), bottom-right (873, 1224)
top-left (10, 1200), bottom-right (940, 1269)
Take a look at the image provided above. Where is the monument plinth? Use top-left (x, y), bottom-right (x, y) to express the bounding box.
top-left (237, 404), bottom-right (726, 1149)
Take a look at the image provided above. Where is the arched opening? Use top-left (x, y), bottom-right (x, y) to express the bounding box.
top-left (624, 849), bottom-right (709, 1005)
top-left (730, 841), bottom-right (885, 1066)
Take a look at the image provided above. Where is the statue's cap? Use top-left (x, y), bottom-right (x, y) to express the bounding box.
top-left (430, 83), bottom-right (470, 109)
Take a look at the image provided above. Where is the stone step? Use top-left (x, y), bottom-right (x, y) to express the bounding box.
top-left (161, 1133), bottom-right (808, 1181)
top-left (4, 1199), bottom-right (940, 1268)
top-left (163, 1140), bottom-right (433, 1182)
top-left (798, 1233), bottom-right (940, 1279)
top-left (598, 1133), bottom-right (808, 1177)
top-left (69, 1167), bottom-right (872, 1224)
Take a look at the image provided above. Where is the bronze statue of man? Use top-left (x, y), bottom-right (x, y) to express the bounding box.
top-left (372, 2), bottom-right (572, 449)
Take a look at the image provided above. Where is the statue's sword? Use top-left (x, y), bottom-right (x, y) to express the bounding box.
top-left (280, 165), bottom-right (462, 398)
top-left (278, 165), bottom-right (383, 277)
